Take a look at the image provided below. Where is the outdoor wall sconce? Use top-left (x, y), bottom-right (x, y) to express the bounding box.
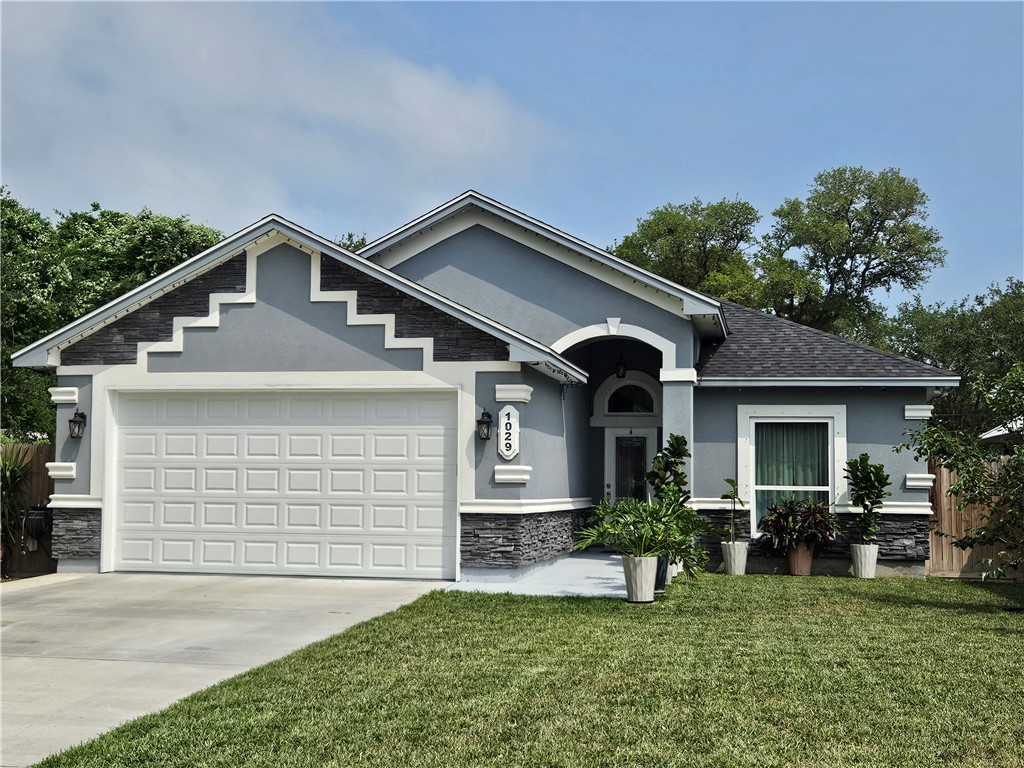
top-left (615, 352), bottom-right (628, 379)
top-left (476, 409), bottom-right (493, 441)
top-left (68, 409), bottom-right (87, 439)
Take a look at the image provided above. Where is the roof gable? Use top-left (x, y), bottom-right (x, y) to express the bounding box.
top-left (359, 190), bottom-right (728, 339)
top-left (696, 301), bottom-right (960, 387)
top-left (12, 214), bottom-right (586, 382)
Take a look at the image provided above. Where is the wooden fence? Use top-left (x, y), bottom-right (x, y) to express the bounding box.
top-left (1, 443), bottom-right (57, 578)
top-left (927, 457), bottom-right (1016, 579)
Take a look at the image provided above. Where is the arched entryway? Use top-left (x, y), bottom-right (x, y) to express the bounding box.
top-left (560, 337), bottom-right (664, 504)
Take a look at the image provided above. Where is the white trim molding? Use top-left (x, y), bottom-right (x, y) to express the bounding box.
top-left (905, 473), bottom-right (936, 489)
top-left (840, 502), bottom-right (934, 515)
top-left (659, 368), bottom-right (697, 383)
top-left (460, 497), bottom-right (592, 515)
top-left (590, 371), bottom-right (662, 428)
top-left (494, 465), bottom-right (532, 483)
top-left (48, 494), bottom-right (102, 509)
top-left (904, 405), bottom-right (934, 420)
top-left (689, 498), bottom-right (736, 511)
top-left (495, 384), bottom-right (533, 403)
top-left (551, 323), bottom-right (678, 370)
top-left (48, 387), bottom-right (79, 404)
top-left (45, 462), bottom-right (76, 480)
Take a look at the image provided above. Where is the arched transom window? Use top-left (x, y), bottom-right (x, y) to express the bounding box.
top-left (607, 384), bottom-right (655, 414)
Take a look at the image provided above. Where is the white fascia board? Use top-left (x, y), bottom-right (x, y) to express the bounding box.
top-left (11, 216), bottom-right (285, 369)
top-left (699, 376), bottom-right (961, 388)
top-left (360, 191), bottom-right (727, 326)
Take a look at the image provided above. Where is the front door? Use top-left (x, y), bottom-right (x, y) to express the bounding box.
top-left (603, 428), bottom-right (657, 503)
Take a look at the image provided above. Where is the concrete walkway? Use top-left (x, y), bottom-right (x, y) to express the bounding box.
top-left (450, 552), bottom-right (627, 598)
top-left (1, 572), bottom-right (438, 768)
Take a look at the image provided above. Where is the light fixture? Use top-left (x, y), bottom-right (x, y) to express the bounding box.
top-left (476, 409), bottom-right (493, 441)
top-left (68, 409), bottom-right (87, 439)
top-left (615, 352), bottom-right (627, 379)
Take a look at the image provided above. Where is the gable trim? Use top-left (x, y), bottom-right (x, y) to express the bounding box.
top-left (360, 191), bottom-right (727, 331)
top-left (14, 214), bottom-right (587, 383)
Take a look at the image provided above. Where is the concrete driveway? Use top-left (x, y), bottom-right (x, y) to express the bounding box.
top-left (1, 572), bottom-right (438, 768)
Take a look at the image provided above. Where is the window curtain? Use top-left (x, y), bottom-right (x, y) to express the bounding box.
top-left (755, 422), bottom-right (828, 487)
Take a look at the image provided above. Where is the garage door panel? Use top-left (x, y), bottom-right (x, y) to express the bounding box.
top-left (116, 392), bottom-right (456, 578)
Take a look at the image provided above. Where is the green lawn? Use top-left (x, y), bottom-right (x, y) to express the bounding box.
top-left (37, 576), bottom-right (1024, 768)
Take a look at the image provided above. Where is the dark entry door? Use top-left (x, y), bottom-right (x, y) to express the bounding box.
top-left (615, 435), bottom-right (648, 501)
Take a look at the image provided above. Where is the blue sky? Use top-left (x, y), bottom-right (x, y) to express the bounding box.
top-left (3, 1), bottom-right (1021, 310)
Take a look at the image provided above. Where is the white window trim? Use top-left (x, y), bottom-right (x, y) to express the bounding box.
top-left (737, 404), bottom-right (847, 534)
top-left (590, 371), bottom-right (662, 428)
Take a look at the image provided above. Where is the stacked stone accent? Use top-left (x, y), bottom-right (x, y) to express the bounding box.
top-left (320, 257), bottom-right (510, 362)
top-left (696, 509), bottom-right (931, 563)
top-left (461, 510), bottom-right (586, 568)
top-left (51, 508), bottom-right (101, 560)
top-left (61, 255), bottom-right (248, 366)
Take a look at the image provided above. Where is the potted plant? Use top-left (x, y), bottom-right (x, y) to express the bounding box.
top-left (844, 453), bottom-right (892, 579)
top-left (758, 497), bottom-right (841, 576)
top-left (573, 478), bottom-right (713, 602)
top-left (573, 497), bottom-right (667, 602)
top-left (719, 478), bottom-right (748, 575)
top-left (644, 433), bottom-right (692, 588)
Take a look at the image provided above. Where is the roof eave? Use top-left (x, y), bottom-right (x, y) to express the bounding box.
top-left (698, 376), bottom-right (961, 388)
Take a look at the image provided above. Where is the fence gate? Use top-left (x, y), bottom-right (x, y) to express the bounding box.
top-left (927, 457), bottom-right (1008, 579)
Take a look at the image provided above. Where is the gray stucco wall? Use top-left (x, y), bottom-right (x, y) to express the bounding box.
top-left (149, 245), bottom-right (424, 373)
top-left (474, 367), bottom-right (582, 500)
top-left (54, 375), bottom-right (93, 497)
top-left (691, 387), bottom-right (931, 502)
top-left (392, 225), bottom-right (694, 367)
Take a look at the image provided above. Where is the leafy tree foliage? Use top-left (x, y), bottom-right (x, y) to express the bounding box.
top-left (884, 278), bottom-right (1024, 433)
top-left (335, 232), bottom-right (368, 252)
top-left (760, 167), bottom-right (946, 335)
top-left (617, 168), bottom-right (947, 340)
top-left (612, 198), bottom-right (760, 292)
top-left (1, 190), bottom-right (222, 439)
top-left (900, 363), bottom-right (1024, 579)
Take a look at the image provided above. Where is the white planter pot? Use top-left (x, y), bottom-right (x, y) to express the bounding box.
top-left (622, 555), bottom-right (658, 603)
top-left (721, 541), bottom-right (749, 576)
top-left (851, 543), bottom-right (879, 579)
top-left (667, 561), bottom-right (679, 581)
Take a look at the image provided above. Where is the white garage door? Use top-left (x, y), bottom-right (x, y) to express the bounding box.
top-left (114, 391), bottom-right (457, 579)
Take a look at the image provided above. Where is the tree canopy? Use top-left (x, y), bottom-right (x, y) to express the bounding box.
top-left (1, 190), bottom-right (222, 439)
top-left (612, 198), bottom-right (760, 293)
top-left (615, 167), bottom-right (947, 340)
top-left (883, 278), bottom-right (1024, 434)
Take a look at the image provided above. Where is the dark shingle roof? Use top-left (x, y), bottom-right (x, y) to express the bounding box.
top-left (696, 300), bottom-right (957, 381)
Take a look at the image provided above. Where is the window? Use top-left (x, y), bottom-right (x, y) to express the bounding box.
top-left (753, 421), bottom-right (830, 525)
top-left (737, 405), bottom-right (847, 532)
top-left (607, 384), bottom-right (654, 414)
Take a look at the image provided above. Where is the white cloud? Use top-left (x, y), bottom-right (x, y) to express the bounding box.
top-left (1, 3), bottom-right (550, 236)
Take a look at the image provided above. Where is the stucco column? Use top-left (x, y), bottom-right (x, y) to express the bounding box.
top-left (661, 380), bottom-right (695, 477)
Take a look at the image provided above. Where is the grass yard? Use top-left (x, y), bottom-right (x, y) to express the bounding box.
top-left (37, 575), bottom-right (1023, 768)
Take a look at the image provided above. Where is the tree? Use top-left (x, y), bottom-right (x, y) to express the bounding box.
top-left (760, 167), bottom-right (947, 336)
top-left (900, 363), bottom-right (1024, 579)
top-left (612, 197), bottom-right (760, 291)
top-left (1, 190), bottom-right (222, 439)
top-left (335, 232), bottom-right (367, 251)
top-left (883, 278), bottom-right (1024, 434)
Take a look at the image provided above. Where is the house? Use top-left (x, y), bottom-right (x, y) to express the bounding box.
top-left (11, 192), bottom-right (958, 579)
